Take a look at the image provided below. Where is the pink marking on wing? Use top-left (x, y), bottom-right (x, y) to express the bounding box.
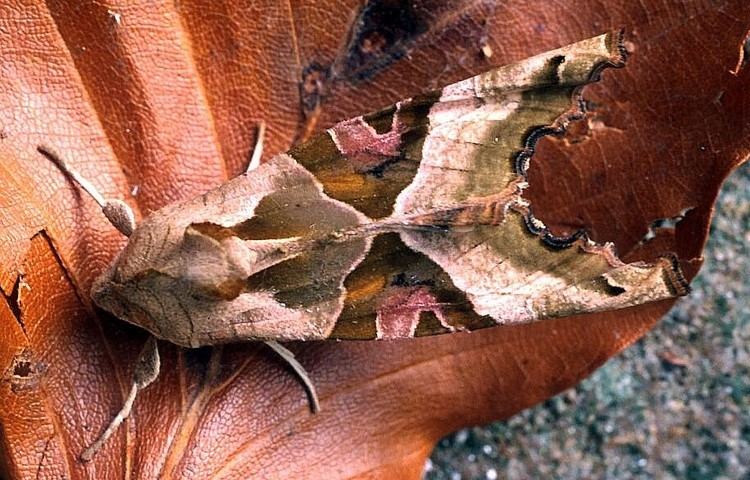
top-left (375, 286), bottom-right (453, 339)
top-left (328, 103), bottom-right (409, 171)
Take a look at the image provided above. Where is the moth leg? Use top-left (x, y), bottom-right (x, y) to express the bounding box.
top-left (245, 121), bottom-right (265, 173)
top-left (37, 145), bottom-right (136, 237)
top-left (264, 341), bottom-right (321, 413)
top-left (80, 336), bottom-right (161, 462)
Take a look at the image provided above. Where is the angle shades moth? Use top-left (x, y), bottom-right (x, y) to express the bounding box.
top-left (42, 31), bottom-right (689, 460)
top-left (89, 31), bottom-right (687, 345)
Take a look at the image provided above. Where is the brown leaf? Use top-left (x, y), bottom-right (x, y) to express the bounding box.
top-left (0, 1), bottom-right (748, 479)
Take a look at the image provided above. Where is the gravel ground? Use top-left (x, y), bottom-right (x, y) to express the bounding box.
top-left (426, 160), bottom-right (750, 480)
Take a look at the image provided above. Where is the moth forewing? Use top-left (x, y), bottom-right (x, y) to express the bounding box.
top-left (291, 30), bottom-right (687, 340)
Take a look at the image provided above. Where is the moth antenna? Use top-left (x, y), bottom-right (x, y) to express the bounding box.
top-left (246, 121), bottom-right (265, 173)
top-left (38, 145), bottom-right (136, 237)
top-left (80, 337), bottom-right (161, 462)
top-left (264, 341), bottom-right (321, 413)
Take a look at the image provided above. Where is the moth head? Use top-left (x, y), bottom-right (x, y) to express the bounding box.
top-left (89, 263), bottom-right (187, 345)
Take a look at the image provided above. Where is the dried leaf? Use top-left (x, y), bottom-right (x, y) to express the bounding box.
top-left (0, 1), bottom-right (748, 479)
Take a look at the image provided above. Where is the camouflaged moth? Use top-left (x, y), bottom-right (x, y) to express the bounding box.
top-left (40, 31), bottom-right (689, 461)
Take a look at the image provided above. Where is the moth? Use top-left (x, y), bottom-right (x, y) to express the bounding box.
top-left (41, 31), bottom-right (689, 462)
